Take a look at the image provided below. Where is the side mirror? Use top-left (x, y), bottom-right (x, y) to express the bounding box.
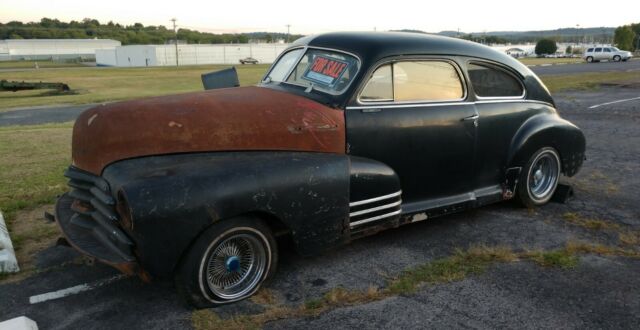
top-left (201, 67), bottom-right (240, 90)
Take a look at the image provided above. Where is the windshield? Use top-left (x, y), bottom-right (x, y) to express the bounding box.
top-left (264, 48), bottom-right (360, 94)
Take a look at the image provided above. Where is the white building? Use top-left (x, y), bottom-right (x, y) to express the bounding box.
top-left (0, 39), bottom-right (121, 61)
top-left (96, 43), bottom-right (290, 67)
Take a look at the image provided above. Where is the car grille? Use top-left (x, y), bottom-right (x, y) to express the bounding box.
top-left (62, 166), bottom-right (134, 262)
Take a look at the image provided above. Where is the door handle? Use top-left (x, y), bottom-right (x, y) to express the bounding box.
top-left (461, 114), bottom-right (479, 121)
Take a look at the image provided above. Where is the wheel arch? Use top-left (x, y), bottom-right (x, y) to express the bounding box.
top-left (507, 113), bottom-right (586, 177)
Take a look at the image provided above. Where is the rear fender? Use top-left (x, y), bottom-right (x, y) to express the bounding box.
top-left (507, 113), bottom-right (586, 177)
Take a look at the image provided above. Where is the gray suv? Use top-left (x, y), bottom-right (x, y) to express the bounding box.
top-left (583, 47), bottom-right (633, 63)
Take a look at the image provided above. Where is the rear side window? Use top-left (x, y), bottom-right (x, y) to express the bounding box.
top-left (595, 48), bottom-right (602, 52)
top-left (468, 63), bottom-right (523, 98)
top-left (360, 60), bottom-right (464, 102)
top-left (587, 48), bottom-right (594, 52)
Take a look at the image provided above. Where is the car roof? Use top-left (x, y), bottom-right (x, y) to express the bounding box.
top-left (291, 31), bottom-right (531, 75)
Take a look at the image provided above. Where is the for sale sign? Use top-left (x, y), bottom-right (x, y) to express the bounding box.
top-left (302, 56), bottom-right (349, 87)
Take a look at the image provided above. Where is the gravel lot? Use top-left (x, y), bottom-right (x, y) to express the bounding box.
top-left (1, 84), bottom-right (639, 329)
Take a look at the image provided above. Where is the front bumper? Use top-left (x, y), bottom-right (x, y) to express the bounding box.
top-left (55, 167), bottom-right (145, 278)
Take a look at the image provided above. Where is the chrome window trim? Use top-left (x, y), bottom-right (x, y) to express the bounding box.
top-left (345, 99), bottom-right (553, 110)
top-left (356, 58), bottom-right (468, 105)
top-left (467, 61), bottom-right (526, 100)
top-left (349, 190), bottom-right (402, 207)
top-left (261, 46), bottom-right (362, 96)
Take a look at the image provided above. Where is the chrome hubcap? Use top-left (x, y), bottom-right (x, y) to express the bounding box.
top-left (528, 151), bottom-right (560, 201)
top-left (206, 233), bottom-right (267, 300)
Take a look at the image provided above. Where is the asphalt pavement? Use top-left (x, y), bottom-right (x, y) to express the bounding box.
top-left (530, 58), bottom-right (640, 75)
top-left (1, 84), bottom-right (639, 329)
top-left (0, 104), bottom-right (94, 127)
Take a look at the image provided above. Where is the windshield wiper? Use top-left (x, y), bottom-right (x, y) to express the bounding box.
top-left (304, 83), bottom-right (315, 93)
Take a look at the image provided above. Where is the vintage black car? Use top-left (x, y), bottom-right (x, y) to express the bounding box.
top-left (54, 32), bottom-right (585, 307)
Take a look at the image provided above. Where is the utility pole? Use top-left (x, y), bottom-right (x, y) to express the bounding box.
top-left (285, 24), bottom-right (291, 43)
top-left (171, 18), bottom-right (178, 66)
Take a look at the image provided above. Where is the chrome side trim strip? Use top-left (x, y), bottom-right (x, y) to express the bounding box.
top-left (349, 190), bottom-right (402, 207)
top-left (346, 102), bottom-right (474, 110)
top-left (345, 99), bottom-right (553, 110)
top-left (349, 200), bottom-right (402, 217)
top-left (350, 209), bottom-right (402, 228)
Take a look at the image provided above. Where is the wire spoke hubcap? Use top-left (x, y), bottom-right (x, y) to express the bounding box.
top-left (206, 233), bottom-right (267, 300)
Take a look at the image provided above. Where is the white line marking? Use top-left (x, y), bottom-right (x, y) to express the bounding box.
top-left (588, 96), bottom-right (640, 109)
top-left (29, 274), bottom-right (127, 304)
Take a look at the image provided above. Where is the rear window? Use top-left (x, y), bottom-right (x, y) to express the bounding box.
top-left (468, 63), bottom-right (523, 98)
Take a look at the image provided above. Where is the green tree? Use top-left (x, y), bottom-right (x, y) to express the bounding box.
top-left (614, 25), bottom-right (634, 51)
top-left (535, 39), bottom-right (557, 55)
top-left (565, 45), bottom-right (572, 54)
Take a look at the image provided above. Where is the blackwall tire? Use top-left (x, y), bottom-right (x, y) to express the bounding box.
top-left (175, 216), bottom-right (278, 308)
top-left (516, 147), bottom-right (561, 208)
top-left (586, 56), bottom-right (593, 63)
top-left (613, 55), bottom-right (621, 62)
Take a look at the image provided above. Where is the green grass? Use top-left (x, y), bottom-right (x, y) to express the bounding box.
top-left (527, 250), bottom-right (579, 269)
top-left (0, 122), bottom-right (72, 221)
top-left (0, 64), bottom-right (269, 110)
top-left (0, 122), bottom-right (72, 282)
top-left (542, 72), bottom-right (640, 92)
top-left (0, 60), bottom-right (86, 69)
top-left (518, 58), bottom-right (583, 65)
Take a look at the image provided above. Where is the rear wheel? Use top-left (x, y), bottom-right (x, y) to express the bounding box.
top-left (516, 147), bottom-right (561, 208)
top-left (175, 216), bottom-right (277, 308)
top-left (613, 55), bottom-right (621, 62)
top-left (586, 56), bottom-right (594, 63)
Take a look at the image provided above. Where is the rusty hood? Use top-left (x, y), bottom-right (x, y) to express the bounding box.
top-left (72, 86), bottom-right (345, 174)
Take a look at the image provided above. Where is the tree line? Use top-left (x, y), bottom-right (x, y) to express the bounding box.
top-left (0, 18), bottom-right (303, 45)
top-left (613, 23), bottom-right (640, 51)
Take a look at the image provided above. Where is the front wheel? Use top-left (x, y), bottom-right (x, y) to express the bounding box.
top-left (175, 216), bottom-right (278, 308)
top-left (516, 147), bottom-right (561, 208)
top-left (613, 55), bottom-right (621, 62)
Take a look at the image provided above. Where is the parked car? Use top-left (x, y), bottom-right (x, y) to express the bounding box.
top-left (239, 57), bottom-right (259, 64)
top-left (54, 32), bottom-right (585, 308)
top-left (583, 47), bottom-right (633, 62)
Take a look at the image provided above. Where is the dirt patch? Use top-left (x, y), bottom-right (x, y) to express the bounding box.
top-left (1, 204), bottom-right (61, 283)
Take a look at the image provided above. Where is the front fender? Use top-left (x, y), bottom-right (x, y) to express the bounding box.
top-left (102, 152), bottom-right (350, 277)
top-left (507, 113), bottom-right (585, 176)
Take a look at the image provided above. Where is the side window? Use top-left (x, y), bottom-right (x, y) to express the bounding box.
top-left (359, 60), bottom-right (464, 102)
top-left (393, 61), bottom-right (464, 101)
top-left (587, 48), bottom-right (594, 52)
top-left (604, 48), bottom-right (612, 52)
top-left (468, 63), bottom-right (524, 98)
top-left (360, 64), bottom-right (393, 101)
top-left (595, 48), bottom-right (602, 52)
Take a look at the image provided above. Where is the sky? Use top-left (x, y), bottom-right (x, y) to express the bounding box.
top-left (1, 0), bottom-right (639, 34)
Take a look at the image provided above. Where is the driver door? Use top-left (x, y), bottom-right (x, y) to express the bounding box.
top-left (345, 59), bottom-right (477, 205)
